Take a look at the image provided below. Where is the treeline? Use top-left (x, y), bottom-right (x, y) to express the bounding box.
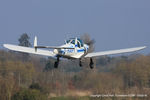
top-left (0, 50), bottom-right (150, 100)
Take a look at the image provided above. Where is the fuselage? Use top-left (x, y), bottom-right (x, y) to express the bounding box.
top-left (53, 38), bottom-right (89, 59)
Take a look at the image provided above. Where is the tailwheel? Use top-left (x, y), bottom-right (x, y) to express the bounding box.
top-left (89, 58), bottom-right (94, 69)
top-left (54, 57), bottom-right (59, 68)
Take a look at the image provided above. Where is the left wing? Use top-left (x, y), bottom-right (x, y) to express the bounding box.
top-left (3, 44), bottom-right (56, 57)
top-left (85, 46), bottom-right (146, 58)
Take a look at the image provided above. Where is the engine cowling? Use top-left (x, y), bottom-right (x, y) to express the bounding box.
top-left (53, 49), bottom-right (58, 54)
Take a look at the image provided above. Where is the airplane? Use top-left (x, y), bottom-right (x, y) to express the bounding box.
top-left (3, 36), bottom-right (146, 69)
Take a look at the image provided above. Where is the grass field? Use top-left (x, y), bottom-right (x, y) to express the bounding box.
top-left (50, 96), bottom-right (147, 100)
top-left (50, 96), bottom-right (90, 100)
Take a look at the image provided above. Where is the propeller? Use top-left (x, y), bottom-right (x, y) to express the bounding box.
top-left (84, 39), bottom-right (95, 46)
top-left (80, 34), bottom-right (95, 53)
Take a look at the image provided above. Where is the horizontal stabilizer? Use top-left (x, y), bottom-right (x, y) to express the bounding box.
top-left (35, 46), bottom-right (74, 49)
top-left (85, 46), bottom-right (146, 58)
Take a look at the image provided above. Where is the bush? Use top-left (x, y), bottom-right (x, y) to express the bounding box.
top-left (12, 88), bottom-right (47, 100)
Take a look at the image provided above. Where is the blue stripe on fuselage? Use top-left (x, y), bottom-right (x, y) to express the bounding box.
top-left (77, 49), bottom-right (84, 52)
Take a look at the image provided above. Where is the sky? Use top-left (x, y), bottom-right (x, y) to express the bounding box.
top-left (0, 0), bottom-right (150, 54)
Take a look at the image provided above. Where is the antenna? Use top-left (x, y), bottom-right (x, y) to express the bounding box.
top-left (74, 37), bottom-right (78, 53)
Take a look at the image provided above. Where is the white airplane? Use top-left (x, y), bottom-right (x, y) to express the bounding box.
top-left (3, 37), bottom-right (146, 69)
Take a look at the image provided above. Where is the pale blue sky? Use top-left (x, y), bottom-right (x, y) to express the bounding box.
top-left (0, 0), bottom-right (150, 54)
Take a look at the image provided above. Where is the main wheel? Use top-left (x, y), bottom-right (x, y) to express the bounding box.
top-left (89, 63), bottom-right (94, 69)
top-left (89, 58), bottom-right (94, 69)
top-left (54, 56), bottom-right (60, 68)
top-left (79, 60), bottom-right (82, 67)
top-left (54, 61), bottom-right (58, 68)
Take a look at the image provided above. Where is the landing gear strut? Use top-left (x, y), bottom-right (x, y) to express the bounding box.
top-left (89, 58), bottom-right (94, 69)
top-left (54, 57), bottom-right (59, 68)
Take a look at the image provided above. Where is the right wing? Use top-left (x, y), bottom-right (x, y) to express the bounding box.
top-left (3, 44), bottom-right (56, 57)
top-left (85, 46), bottom-right (146, 58)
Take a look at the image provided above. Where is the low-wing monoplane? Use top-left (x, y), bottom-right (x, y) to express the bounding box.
top-left (3, 37), bottom-right (146, 69)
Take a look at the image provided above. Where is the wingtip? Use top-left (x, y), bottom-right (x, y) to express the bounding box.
top-left (137, 46), bottom-right (147, 51)
top-left (3, 44), bottom-right (11, 49)
top-left (142, 46), bottom-right (147, 49)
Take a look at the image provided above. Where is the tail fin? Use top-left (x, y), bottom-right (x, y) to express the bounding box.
top-left (34, 36), bottom-right (37, 47)
top-left (34, 36), bottom-right (37, 52)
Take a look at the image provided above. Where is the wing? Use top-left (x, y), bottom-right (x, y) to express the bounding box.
top-left (85, 46), bottom-right (146, 58)
top-left (3, 44), bottom-right (56, 57)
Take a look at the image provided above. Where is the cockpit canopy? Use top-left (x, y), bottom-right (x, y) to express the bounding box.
top-left (66, 38), bottom-right (84, 48)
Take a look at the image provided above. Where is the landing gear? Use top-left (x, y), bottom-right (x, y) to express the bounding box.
top-left (79, 59), bottom-right (82, 67)
top-left (54, 57), bottom-right (59, 68)
top-left (79, 58), bottom-right (94, 69)
top-left (89, 58), bottom-right (94, 69)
